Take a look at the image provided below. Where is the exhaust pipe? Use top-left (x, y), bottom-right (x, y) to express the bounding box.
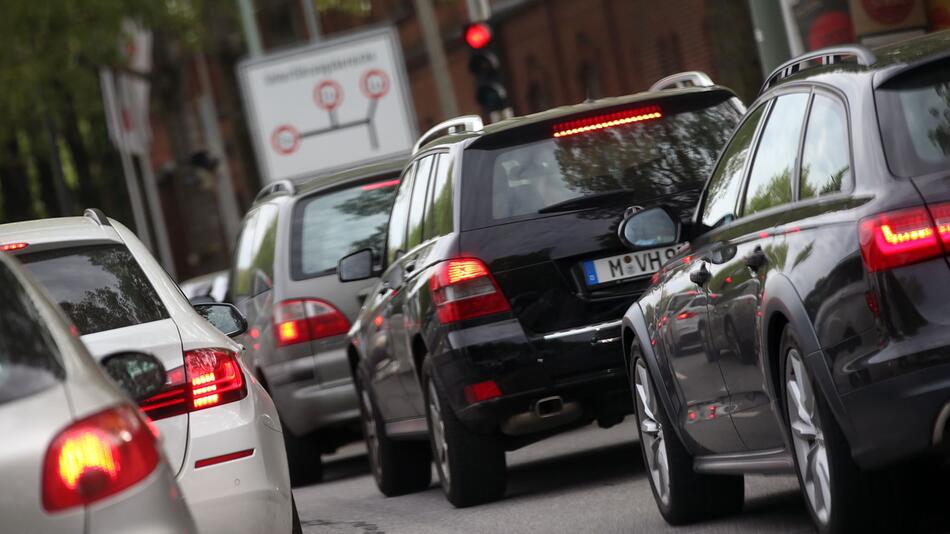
top-left (535, 396), bottom-right (564, 418)
top-left (501, 396), bottom-right (581, 437)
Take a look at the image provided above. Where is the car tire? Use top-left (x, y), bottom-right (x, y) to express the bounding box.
top-left (630, 345), bottom-right (744, 525)
top-left (422, 360), bottom-right (507, 508)
top-left (780, 325), bottom-right (901, 534)
top-left (355, 372), bottom-right (432, 497)
top-left (291, 496), bottom-right (302, 534)
top-left (284, 431), bottom-right (324, 487)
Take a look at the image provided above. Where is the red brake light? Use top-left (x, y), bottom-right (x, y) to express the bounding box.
top-left (552, 106), bottom-right (662, 138)
top-left (139, 349), bottom-right (246, 420)
top-left (676, 312), bottom-right (696, 321)
top-left (0, 242), bottom-right (27, 252)
top-left (429, 258), bottom-right (511, 324)
top-left (274, 299), bottom-right (350, 347)
top-left (464, 380), bottom-right (502, 404)
top-left (42, 405), bottom-right (159, 512)
top-left (464, 22), bottom-right (492, 49)
top-left (859, 204), bottom-right (950, 272)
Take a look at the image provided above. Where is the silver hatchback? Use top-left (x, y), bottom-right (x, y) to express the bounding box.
top-left (0, 252), bottom-right (196, 533)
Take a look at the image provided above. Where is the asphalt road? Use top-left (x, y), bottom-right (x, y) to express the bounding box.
top-left (293, 423), bottom-right (822, 534)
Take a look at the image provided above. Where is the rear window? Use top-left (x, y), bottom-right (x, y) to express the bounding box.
top-left (461, 93), bottom-right (742, 229)
top-left (877, 58), bottom-right (950, 177)
top-left (0, 262), bottom-right (64, 405)
top-left (19, 245), bottom-right (168, 335)
top-left (292, 176), bottom-right (400, 279)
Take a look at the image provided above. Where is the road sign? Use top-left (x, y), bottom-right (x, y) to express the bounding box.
top-left (239, 26), bottom-right (417, 183)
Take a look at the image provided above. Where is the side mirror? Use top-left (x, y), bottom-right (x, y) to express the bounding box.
top-left (101, 352), bottom-right (167, 402)
top-left (618, 207), bottom-right (681, 250)
top-left (194, 302), bottom-right (248, 337)
top-left (338, 248), bottom-right (375, 282)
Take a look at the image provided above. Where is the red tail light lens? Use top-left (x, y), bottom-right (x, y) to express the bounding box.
top-left (429, 258), bottom-right (511, 324)
top-left (0, 242), bottom-right (28, 252)
top-left (859, 203), bottom-right (950, 272)
top-left (464, 380), bottom-right (502, 404)
top-left (552, 105), bottom-right (662, 138)
top-left (274, 299), bottom-right (350, 347)
top-left (42, 405), bottom-right (159, 511)
top-left (139, 349), bottom-right (246, 420)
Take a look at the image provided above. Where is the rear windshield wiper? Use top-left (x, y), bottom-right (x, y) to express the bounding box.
top-left (537, 189), bottom-right (632, 214)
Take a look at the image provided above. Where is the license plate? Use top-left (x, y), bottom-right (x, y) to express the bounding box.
top-left (582, 247), bottom-right (678, 286)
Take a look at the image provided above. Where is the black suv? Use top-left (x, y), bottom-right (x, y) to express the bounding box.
top-left (621, 35), bottom-right (950, 533)
top-left (339, 74), bottom-right (744, 506)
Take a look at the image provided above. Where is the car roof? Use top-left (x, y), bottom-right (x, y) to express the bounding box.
top-left (0, 215), bottom-right (121, 250)
top-left (418, 85), bottom-right (738, 152)
top-left (254, 158), bottom-right (408, 206)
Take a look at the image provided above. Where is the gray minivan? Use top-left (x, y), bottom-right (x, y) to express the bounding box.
top-left (228, 159), bottom-right (404, 482)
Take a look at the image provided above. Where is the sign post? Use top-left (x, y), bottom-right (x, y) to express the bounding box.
top-left (238, 26), bottom-right (417, 184)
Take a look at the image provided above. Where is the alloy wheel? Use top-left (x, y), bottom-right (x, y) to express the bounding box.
top-left (786, 347), bottom-right (832, 525)
top-left (634, 359), bottom-right (670, 505)
top-left (360, 389), bottom-right (382, 481)
top-left (427, 381), bottom-right (450, 485)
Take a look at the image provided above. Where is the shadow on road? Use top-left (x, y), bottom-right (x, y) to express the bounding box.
top-left (504, 438), bottom-right (644, 501)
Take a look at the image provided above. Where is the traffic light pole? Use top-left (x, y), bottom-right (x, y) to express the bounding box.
top-left (413, 0), bottom-right (459, 120)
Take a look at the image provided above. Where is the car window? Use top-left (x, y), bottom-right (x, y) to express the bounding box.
top-left (406, 155), bottom-right (435, 250)
top-left (292, 176), bottom-right (400, 279)
top-left (0, 261), bottom-right (64, 405)
top-left (386, 163), bottom-right (415, 264)
top-left (700, 105), bottom-right (766, 228)
top-left (20, 244), bottom-right (169, 335)
top-left (800, 94), bottom-right (852, 199)
top-left (250, 204), bottom-right (278, 295)
top-left (424, 154), bottom-right (454, 240)
top-left (462, 94), bottom-right (743, 230)
top-left (230, 209), bottom-right (260, 301)
top-left (742, 93), bottom-right (809, 216)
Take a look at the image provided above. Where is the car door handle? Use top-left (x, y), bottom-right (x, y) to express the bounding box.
top-left (689, 264), bottom-right (711, 286)
top-left (745, 247), bottom-right (767, 272)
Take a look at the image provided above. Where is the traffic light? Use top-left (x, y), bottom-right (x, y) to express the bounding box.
top-left (463, 22), bottom-right (509, 116)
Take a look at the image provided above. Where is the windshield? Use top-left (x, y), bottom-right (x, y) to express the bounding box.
top-left (877, 58), bottom-right (950, 177)
top-left (461, 94), bottom-right (742, 229)
top-left (19, 244), bottom-right (169, 335)
top-left (292, 176), bottom-right (400, 279)
top-left (0, 262), bottom-right (64, 405)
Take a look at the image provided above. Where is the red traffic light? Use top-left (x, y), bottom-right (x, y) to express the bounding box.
top-left (464, 22), bottom-right (492, 50)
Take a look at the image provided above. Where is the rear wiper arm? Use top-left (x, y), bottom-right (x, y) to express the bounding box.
top-left (537, 190), bottom-right (632, 214)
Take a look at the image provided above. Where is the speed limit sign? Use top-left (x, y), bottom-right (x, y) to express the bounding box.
top-left (361, 69), bottom-right (390, 100)
top-left (314, 80), bottom-right (343, 111)
top-left (271, 125), bottom-right (300, 155)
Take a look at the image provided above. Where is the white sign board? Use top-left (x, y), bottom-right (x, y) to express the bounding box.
top-left (239, 26), bottom-right (417, 183)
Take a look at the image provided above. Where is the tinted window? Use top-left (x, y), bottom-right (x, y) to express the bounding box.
top-left (424, 154), bottom-right (454, 240)
top-left (700, 105), bottom-right (766, 228)
top-left (877, 59), bottom-right (950, 176)
top-left (20, 245), bottom-right (169, 335)
top-left (292, 177), bottom-right (399, 278)
top-left (462, 95), bottom-right (743, 230)
top-left (801, 95), bottom-right (852, 199)
top-left (230, 209), bottom-right (260, 301)
top-left (250, 205), bottom-right (278, 295)
top-left (742, 93), bottom-right (809, 216)
top-left (386, 164), bottom-right (415, 264)
top-left (0, 263), bottom-right (63, 405)
top-left (406, 155), bottom-right (434, 250)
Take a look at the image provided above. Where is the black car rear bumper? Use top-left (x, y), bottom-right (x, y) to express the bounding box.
top-left (430, 318), bottom-right (633, 437)
top-left (841, 360), bottom-right (950, 469)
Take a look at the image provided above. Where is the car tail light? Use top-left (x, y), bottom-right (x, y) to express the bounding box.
top-left (274, 299), bottom-right (350, 347)
top-left (42, 405), bottom-right (159, 511)
top-left (552, 105), bottom-right (662, 138)
top-left (859, 203), bottom-right (950, 272)
top-left (464, 380), bottom-right (502, 404)
top-left (0, 242), bottom-right (27, 252)
top-left (429, 258), bottom-right (511, 324)
top-left (139, 349), bottom-right (247, 420)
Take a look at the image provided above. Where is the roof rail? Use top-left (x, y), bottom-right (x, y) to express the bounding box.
top-left (254, 179), bottom-right (296, 202)
top-left (84, 208), bottom-right (111, 227)
top-left (412, 115), bottom-right (483, 154)
top-left (649, 71), bottom-right (715, 92)
top-left (761, 45), bottom-right (876, 93)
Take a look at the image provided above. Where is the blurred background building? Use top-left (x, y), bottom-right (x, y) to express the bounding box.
top-left (1, 0), bottom-right (948, 280)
